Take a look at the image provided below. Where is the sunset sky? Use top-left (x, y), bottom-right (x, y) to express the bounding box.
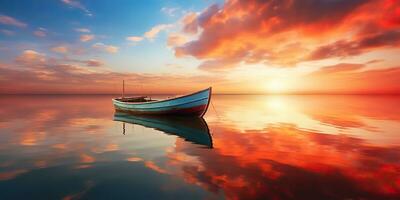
top-left (0, 0), bottom-right (399, 94)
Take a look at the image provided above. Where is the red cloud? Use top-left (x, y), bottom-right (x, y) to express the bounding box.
top-left (173, 0), bottom-right (400, 70)
top-left (311, 63), bottom-right (365, 75)
top-left (308, 31), bottom-right (400, 60)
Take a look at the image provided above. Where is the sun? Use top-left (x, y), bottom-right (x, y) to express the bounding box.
top-left (266, 79), bottom-right (287, 93)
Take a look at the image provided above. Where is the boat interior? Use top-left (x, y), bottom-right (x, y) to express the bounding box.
top-left (115, 96), bottom-right (157, 103)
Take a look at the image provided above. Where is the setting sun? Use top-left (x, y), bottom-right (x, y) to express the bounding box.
top-left (266, 79), bottom-right (288, 93)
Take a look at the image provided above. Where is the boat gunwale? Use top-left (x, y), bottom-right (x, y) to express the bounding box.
top-left (112, 87), bottom-right (211, 105)
top-left (115, 97), bottom-right (208, 110)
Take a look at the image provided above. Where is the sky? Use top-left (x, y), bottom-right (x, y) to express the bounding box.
top-left (0, 0), bottom-right (399, 94)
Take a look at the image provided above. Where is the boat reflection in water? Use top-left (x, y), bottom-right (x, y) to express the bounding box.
top-left (113, 112), bottom-right (213, 148)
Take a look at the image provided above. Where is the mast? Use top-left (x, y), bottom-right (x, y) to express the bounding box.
top-left (122, 80), bottom-right (125, 99)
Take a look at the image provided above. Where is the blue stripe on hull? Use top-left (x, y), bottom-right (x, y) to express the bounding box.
top-left (114, 98), bottom-right (208, 112)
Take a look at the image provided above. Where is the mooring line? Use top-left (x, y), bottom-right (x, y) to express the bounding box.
top-left (210, 100), bottom-right (220, 119)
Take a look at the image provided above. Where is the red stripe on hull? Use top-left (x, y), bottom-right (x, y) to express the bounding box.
top-left (115, 104), bottom-right (208, 117)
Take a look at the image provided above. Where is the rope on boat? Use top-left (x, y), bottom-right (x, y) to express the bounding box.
top-left (210, 100), bottom-right (220, 119)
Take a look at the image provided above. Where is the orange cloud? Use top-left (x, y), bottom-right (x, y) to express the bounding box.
top-left (15, 50), bottom-right (46, 65)
top-left (173, 0), bottom-right (400, 70)
top-left (301, 64), bottom-right (400, 94)
top-left (181, 12), bottom-right (198, 34)
top-left (51, 46), bottom-right (69, 54)
top-left (3, 48), bottom-right (399, 94)
top-left (308, 31), bottom-right (400, 60)
top-left (167, 33), bottom-right (187, 46)
top-left (126, 36), bottom-right (143, 42)
top-left (144, 24), bottom-right (172, 40)
top-left (80, 34), bottom-right (94, 42)
top-left (311, 63), bottom-right (365, 75)
top-left (0, 50), bottom-right (226, 94)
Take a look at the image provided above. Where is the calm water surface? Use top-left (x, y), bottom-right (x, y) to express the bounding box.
top-left (0, 95), bottom-right (399, 199)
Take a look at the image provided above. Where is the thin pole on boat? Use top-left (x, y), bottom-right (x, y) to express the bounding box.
top-left (122, 80), bottom-right (125, 99)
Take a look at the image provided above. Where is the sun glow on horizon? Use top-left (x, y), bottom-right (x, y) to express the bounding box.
top-left (265, 79), bottom-right (289, 93)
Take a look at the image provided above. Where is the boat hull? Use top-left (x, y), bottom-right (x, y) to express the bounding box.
top-left (112, 87), bottom-right (211, 117)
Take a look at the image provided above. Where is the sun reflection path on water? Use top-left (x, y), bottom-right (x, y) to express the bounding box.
top-left (180, 95), bottom-right (400, 199)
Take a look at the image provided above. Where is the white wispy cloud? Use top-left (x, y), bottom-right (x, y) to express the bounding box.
top-left (0, 29), bottom-right (15, 36)
top-left (61, 0), bottom-right (93, 16)
top-left (75, 28), bottom-right (91, 33)
top-left (126, 23), bottom-right (173, 45)
top-left (161, 7), bottom-right (179, 17)
top-left (92, 43), bottom-right (118, 53)
top-left (33, 28), bottom-right (47, 37)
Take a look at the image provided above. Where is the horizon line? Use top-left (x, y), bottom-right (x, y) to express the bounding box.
top-left (1, 92), bottom-right (400, 96)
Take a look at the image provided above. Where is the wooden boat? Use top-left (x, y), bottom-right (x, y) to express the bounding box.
top-left (112, 87), bottom-right (212, 117)
top-left (114, 112), bottom-right (213, 148)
